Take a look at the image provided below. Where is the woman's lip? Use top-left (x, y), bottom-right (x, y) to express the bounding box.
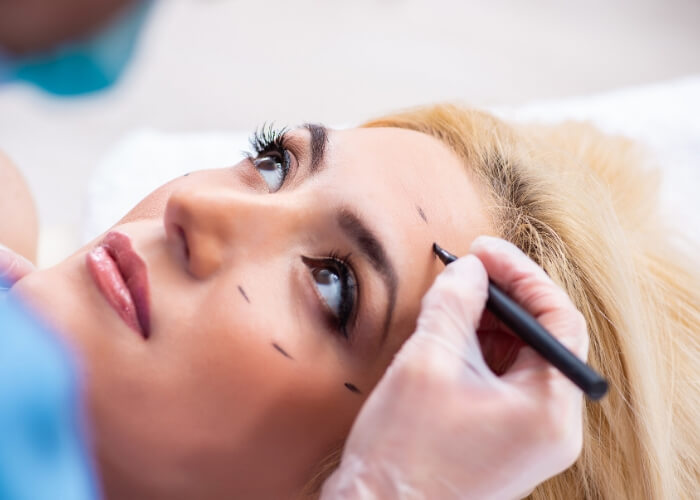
top-left (85, 231), bottom-right (151, 339)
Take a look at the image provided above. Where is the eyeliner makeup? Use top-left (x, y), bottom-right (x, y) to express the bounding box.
top-left (433, 243), bottom-right (608, 401)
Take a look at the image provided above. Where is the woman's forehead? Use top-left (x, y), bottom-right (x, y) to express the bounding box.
top-left (324, 126), bottom-right (491, 255)
top-left (331, 126), bottom-right (461, 175)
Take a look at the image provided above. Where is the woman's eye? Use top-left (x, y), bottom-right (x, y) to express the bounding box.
top-left (247, 125), bottom-right (291, 192)
top-left (254, 153), bottom-right (289, 192)
top-left (304, 257), bottom-right (357, 339)
top-left (312, 267), bottom-right (344, 314)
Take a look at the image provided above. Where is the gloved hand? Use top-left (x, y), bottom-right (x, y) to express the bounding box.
top-left (321, 236), bottom-right (589, 500)
top-left (0, 243), bottom-right (35, 289)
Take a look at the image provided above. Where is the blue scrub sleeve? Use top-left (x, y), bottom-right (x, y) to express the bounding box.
top-left (0, 289), bottom-right (99, 500)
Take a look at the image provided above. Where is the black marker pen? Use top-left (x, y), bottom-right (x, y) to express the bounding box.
top-left (433, 243), bottom-right (608, 401)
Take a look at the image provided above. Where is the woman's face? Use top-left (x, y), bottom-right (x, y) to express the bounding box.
top-left (12, 126), bottom-right (491, 498)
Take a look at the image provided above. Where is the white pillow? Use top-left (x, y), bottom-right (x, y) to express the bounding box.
top-left (83, 76), bottom-right (700, 243)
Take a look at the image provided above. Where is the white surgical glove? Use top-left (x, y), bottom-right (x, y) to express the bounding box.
top-left (321, 236), bottom-right (589, 500)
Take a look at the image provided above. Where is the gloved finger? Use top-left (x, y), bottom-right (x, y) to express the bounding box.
top-left (472, 237), bottom-right (587, 462)
top-left (470, 235), bottom-right (589, 362)
top-left (398, 254), bottom-right (492, 379)
top-left (0, 244), bottom-right (35, 287)
top-left (469, 235), bottom-right (589, 424)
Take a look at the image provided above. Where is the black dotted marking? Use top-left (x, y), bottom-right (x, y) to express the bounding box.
top-left (416, 205), bottom-right (428, 223)
top-left (183, 172), bottom-right (190, 177)
top-left (237, 286), bottom-right (250, 303)
top-left (344, 382), bottom-right (362, 394)
top-left (272, 342), bottom-right (293, 360)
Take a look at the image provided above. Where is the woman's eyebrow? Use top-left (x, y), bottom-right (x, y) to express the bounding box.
top-left (337, 208), bottom-right (398, 345)
top-left (302, 123), bottom-right (328, 173)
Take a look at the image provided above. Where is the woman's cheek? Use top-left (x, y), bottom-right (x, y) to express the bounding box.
top-left (117, 181), bottom-right (182, 226)
top-left (117, 169), bottom-right (238, 227)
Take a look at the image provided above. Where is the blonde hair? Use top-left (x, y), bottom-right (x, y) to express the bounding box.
top-left (302, 104), bottom-right (699, 498)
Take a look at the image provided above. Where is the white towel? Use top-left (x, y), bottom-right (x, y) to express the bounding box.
top-left (83, 76), bottom-right (700, 244)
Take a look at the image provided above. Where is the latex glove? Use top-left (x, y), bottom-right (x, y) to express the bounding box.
top-left (0, 243), bottom-right (35, 289)
top-left (321, 236), bottom-right (589, 500)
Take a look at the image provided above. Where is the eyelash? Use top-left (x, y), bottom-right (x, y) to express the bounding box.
top-left (247, 125), bottom-right (359, 340)
top-left (249, 123), bottom-right (288, 154)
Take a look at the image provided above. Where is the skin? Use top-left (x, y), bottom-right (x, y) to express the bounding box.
top-left (9, 127), bottom-right (492, 499)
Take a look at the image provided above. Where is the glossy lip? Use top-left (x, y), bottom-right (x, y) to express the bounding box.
top-left (85, 231), bottom-right (151, 339)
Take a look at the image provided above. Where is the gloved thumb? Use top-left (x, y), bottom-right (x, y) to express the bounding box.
top-left (398, 254), bottom-right (492, 379)
top-left (0, 244), bottom-right (35, 287)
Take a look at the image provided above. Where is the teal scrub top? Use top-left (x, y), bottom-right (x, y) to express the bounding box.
top-left (0, 0), bottom-right (152, 96)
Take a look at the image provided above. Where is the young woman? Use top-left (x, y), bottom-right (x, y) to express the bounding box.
top-left (2, 104), bottom-right (698, 499)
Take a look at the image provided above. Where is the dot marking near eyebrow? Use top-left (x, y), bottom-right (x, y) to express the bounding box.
top-left (416, 205), bottom-right (428, 223)
top-left (344, 382), bottom-right (362, 394)
top-left (183, 172), bottom-right (191, 177)
top-left (237, 286), bottom-right (250, 303)
top-left (272, 342), bottom-right (294, 360)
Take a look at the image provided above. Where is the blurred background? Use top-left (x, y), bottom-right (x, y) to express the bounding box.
top-left (1, 0), bottom-right (699, 266)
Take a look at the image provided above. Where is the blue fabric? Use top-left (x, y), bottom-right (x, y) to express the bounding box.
top-left (0, 287), bottom-right (98, 500)
top-left (3, 0), bottom-right (152, 96)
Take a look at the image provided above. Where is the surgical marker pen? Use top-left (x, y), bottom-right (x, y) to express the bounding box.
top-left (433, 243), bottom-right (608, 401)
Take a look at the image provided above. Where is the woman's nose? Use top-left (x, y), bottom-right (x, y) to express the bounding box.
top-left (163, 186), bottom-right (304, 279)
